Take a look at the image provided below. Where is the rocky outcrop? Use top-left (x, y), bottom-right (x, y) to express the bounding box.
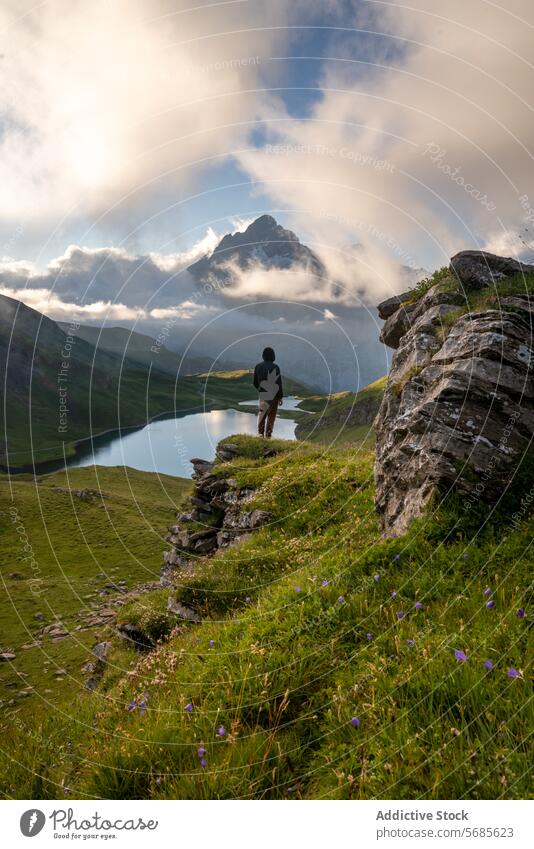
top-left (449, 250), bottom-right (534, 290)
top-left (374, 251), bottom-right (534, 535)
top-left (161, 446), bottom-right (272, 588)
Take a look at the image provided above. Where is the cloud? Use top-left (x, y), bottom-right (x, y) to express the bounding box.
top-left (236, 0), bottom-right (534, 286)
top-left (0, 0), bottom-right (291, 226)
top-left (0, 226), bottom-right (225, 307)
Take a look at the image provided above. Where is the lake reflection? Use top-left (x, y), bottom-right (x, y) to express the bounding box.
top-left (68, 405), bottom-right (298, 478)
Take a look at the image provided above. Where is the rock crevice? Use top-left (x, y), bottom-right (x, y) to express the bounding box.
top-left (161, 444), bottom-right (272, 589)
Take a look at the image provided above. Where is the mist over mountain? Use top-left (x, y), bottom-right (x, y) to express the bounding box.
top-left (0, 215), bottom-right (426, 394)
top-left (187, 214), bottom-right (326, 288)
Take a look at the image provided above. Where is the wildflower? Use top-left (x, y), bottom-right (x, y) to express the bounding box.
top-left (351, 717), bottom-right (360, 727)
top-left (485, 600), bottom-right (495, 609)
top-left (454, 650), bottom-right (468, 662)
top-left (156, 777), bottom-right (161, 785)
top-left (184, 703), bottom-right (194, 712)
top-left (414, 602), bottom-right (423, 610)
top-left (407, 639), bottom-right (415, 646)
top-left (373, 574), bottom-right (380, 582)
top-left (197, 747), bottom-right (206, 758)
top-left (366, 632), bottom-right (373, 641)
top-left (393, 554), bottom-right (400, 561)
top-left (200, 758), bottom-right (207, 768)
top-left (507, 667), bottom-right (520, 679)
top-left (391, 591), bottom-right (397, 599)
top-left (294, 586), bottom-right (301, 593)
top-left (139, 698), bottom-right (147, 717)
top-left (126, 700), bottom-right (137, 711)
top-left (321, 579), bottom-right (328, 587)
top-left (245, 597), bottom-right (251, 603)
top-left (209, 640), bottom-right (215, 646)
top-left (484, 659), bottom-right (494, 671)
top-left (337, 595), bottom-right (345, 604)
top-left (217, 726), bottom-right (226, 737)
top-left (63, 788), bottom-right (70, 794)
top-left (396, 611), bottom-right (405, 619)
top-left (484, 587), bottom-right (492, 597)
top-left (516, 608), bottom-right (526, 618)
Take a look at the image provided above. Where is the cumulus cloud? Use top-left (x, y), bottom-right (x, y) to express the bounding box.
top-left (236, 0), bottom-right (534, 290)
top-left (0, 0), bottom-right (291, 226)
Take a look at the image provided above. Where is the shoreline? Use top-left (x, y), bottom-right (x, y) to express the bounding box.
top-left (1, 397), bottom-right (309, 477)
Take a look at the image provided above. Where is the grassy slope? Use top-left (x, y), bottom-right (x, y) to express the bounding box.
top-left (295, 377), bottom-right (387, 446)
top-left (0, 467), bottom-right (192, 722)
top-left (57, 324), bottom-right (218, 376)
top-left (1, 436), bottom-right (531, 800)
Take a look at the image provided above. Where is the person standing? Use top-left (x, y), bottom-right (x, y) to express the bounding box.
top-left (253, 347), bottom-right (283, 438)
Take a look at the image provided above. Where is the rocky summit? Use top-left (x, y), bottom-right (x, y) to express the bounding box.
top-left (374, 250), bottom-right (534, 536)
top-left (186, 214), bottom-right (325, 287)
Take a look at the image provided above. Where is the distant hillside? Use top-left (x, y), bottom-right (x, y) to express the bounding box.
top-left (295, 376), bottom-right (387, 445)
top-left (0, 294), bottom-right (310, 468)
top-left (58, 323), bottom-right (232, 376)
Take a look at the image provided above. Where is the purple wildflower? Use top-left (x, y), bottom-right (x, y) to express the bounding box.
top-left (295, 586), bottom-right (301, 593)
top-left (391, 591), bottom-right (397, 599)
top-left (484, 587), bottom-right (492, 597)
top-left (197, 746), bottom-right (206, 758)
top-left (393, 554), bottom-right (400, 561)
top-left (139, 698), bottom-right (147, 716)
top-left (337, 595), bottom-right (345, 604)
top-left (484, 659), bottom-right (494, 671)
top-left (156, 777), bottom-right (161, 785)
top-left (507, 667), bottom-right (520, 679)
top-left (366, 632), bottom-right (373, 641)
top-left (516, 608), bottom-right (526, 618)
top-left (414, 602), bottom-right (423, 610)
top-left (63, 788), bottom-right (70, 794)
top-left (321, 579), bottom-right (328, 587)
top-left (486, 600), bottom-right (495, 609)
top-left (200, 758), bottom-right (207, 768)
top-left (209, 640), bottom-right (215, 646)
top-left (407, 639), bottom-right (415, 646)
top-left (454, 649), bottom-right (468, 662)
top-left (126, 700), bottom-right (137, 711)
top-left (396, 611), bottom-right (405, 619)
top-left (373, 574), bottom-right (380, 582)
top-left (184, 703), bottom-right (194, 712)
top-left (245, 597), bottom-right (251, 603)
top-left (217, 726), bottom-right (226, 737)
top-left (351, 717), bottom-right (360, 727)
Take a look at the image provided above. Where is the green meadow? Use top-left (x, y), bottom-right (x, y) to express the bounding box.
top-left (0, 436), bottom-right (531, 799)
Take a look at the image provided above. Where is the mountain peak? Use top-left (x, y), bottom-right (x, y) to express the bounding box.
top-left (187, 215), bottom-right (324, 286)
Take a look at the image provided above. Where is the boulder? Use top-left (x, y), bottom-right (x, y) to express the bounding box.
top-left (167, 597), bottom-right (201, 622)
top-left (450, 250), bottom-right (534, 290)
top-left (377, 290), bottom-right (414, 319)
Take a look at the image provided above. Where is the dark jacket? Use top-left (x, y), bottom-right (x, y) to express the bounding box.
top-left (253, 360), bottom-right (283, 401)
